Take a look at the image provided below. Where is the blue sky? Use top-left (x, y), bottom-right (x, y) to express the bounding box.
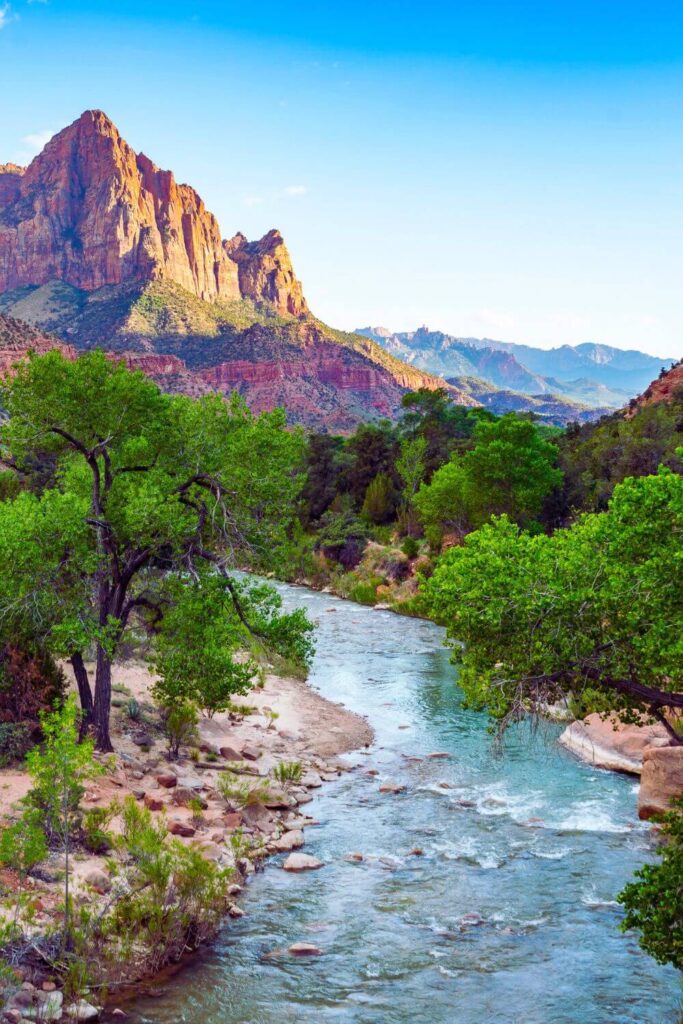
top-left (0, 1), bottom-right (681, 357)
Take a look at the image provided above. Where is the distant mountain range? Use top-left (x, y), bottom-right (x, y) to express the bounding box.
top-left (357, 326), bottom-right (675, 414)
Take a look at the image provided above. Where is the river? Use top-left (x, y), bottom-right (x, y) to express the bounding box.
top-left (131, 582), bottom-right (681, 1024)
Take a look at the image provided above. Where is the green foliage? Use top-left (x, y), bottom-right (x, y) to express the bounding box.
top-left (272, 760), bottom-right (303, 785)
top-left (559, 390), bottom-right (683, 514)
top-left (415, 415), bottom-right (562, 538)
top-left (0, 808), bottom-right (47, 881)
top-left (361, 472), bottom-right (396, 525)
top-left (316, 507), bottom-right (368, 569)
top-left (0, 722), bottom-right (33, 767)
top-left (401, 536), bottom-right (420, 559)
top-left (125, 698), bottom-right (141, 722)
top-left (160, 703), bottom-right (199, 760)
top-left (0, 350), bottom-right (311, 750)
top-left (216, 773), bottom-right (272, 808)
top-left (25, 697), bottom-right (103, 844)
top-left (422, 469), bottom-right (683, 727)
top-left (396, 435), bottom-right (427, 501)
top-left (618, 798), bottom-right (683, 970)
top-left (82, 803), bottom-right (119, 854)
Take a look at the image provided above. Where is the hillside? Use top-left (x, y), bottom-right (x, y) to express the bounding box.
top-left (0, 111), bottom-right (448, 432)
top-left (447, 375), bottom-right (609, 424)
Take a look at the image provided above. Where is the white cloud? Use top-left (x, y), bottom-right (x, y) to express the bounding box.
top-left (0, 4), bottom-right (14, 28)
top-left (22, 129), bottom-right (54, 153)
top-left (242, 185), bottom-right (308, 207)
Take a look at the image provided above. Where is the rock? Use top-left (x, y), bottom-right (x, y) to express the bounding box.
top-left (293, 791), bottom-right (313, 805)
top-left (196, 842), bottom-right (223, 861)
top-left (225, 230), bottom-right (308, 317)
top-left (172, 788), bottom-right (207, 808)
top-left (84, 868), bottom-right (111, 894)
top-left (638, 746), bottom-right (683, 820)
top-left (223, 812), bottom-right (243, 829)
top-left (26, 991), bottom-right (63, 1021)
top-left (144, 793), bottom-right (164, 812)
top-left (4, 1010), bottom-right (22, 1024)
top-left (227, 883), bottom-right (243, 896)
top-left (559, 714), bottom-right (670, 775)
top-left (426, 752), bottom-right (450, 759)
top-left (132, 789), bottom-right (145, 800)
top-left (283, 853), bottom-right (324, 872)
top-left (408, 847), bottom-right (424, 856)
top-left (241, 744), bottom-right (261, 762)
top-left (264, 787), bottom-right (292, 810)
top-left (346, 852), bottom-right (364, 862)
top-left (168, 819), bottom-right (196, 837)
top-left (379, 782), bottom-right (406, 795)
top-left (288, 942), bottom-right (322, 956)
top-left (65, 1000), bottom-right (99, 1021)
top-left (156, 773), bottom-right (178, 789)
top-left (228, 904), bottom-right (245, 918)
top-left (176, 776), bottom-right (203, 791)
top-left (271, 829), bottom-right (305, 852)
top-left (111, 1011), bottom-right (127, 1019)
top-left (301, 771), bottom-right (323, 788)
top-left (40, 983), bottom-right (56, 993)
top-left (241, 803), bottom-right (276, 830)
top-left (219, 746), bottom-right (243, 762)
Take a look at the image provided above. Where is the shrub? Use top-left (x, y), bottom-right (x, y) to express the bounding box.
top-left (272, 761), bottom-right (303, 786)
top-left (361, 473), bottom-right (396, 525)
top-left (217, 773), bottom-right (272, 809)
top-left (0, 643), bottom-right (66, 725)
top-left (349, 576), bottom-right (383, 606)
top-left (160, 703), bottom-right (199, 760)
top-left (83, 803), bottom-right (119, 854)
top-left (0, 722), bottom-right (33, 767)
top-left (618, 797), bottom-right (683, 970)
top-left (125, 698), bottom-right (141, 722)
top-left (401, 536), bottom-right (420, 560)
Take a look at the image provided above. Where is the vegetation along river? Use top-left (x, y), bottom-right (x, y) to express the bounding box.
top-left (132, 582), bottom-right (680, 1024)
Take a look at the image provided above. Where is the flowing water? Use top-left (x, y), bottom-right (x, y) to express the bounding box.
top-left (132, 583), bottom-right (680, 1024)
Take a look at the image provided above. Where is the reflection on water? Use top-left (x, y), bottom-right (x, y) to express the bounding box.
top-left (132, 584), bottom-right (681, 1024)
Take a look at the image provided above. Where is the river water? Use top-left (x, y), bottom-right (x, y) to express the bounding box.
top-left (133, 583), bottom-right (680, 1024)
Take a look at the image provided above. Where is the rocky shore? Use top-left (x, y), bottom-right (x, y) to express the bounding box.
top-left (0, 663), bottom-right (373, 1021)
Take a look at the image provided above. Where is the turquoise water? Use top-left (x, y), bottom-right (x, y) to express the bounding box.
top-left (133, 583), bottom-right (681, 1024)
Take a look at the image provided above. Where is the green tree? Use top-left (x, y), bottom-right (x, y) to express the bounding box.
top-left (618, 798), bottom-right (683, 970)
top-left (415, 414), bottom-right (562, 537)
top-left (0, 351), bottom-right (310, 750)
top-left (25, 697), bottom-right (103, 947)
top-left (361, 471), bottom-right (396, 525)
top-left (422, 469), bottom-right (683, 734)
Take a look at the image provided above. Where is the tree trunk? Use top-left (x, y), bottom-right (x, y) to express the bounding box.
top-left (69, 652), bottom-right (93, 740)
top-left (93, 645), bottom-right (114, 752)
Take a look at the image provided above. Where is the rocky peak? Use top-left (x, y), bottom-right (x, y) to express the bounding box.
top-left (224, 229), bottom-right (308, 317)
top-left (0, 109), bottom-right (242, 301)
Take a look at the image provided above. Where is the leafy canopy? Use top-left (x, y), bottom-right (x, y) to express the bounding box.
top-left (422, 469), bottom-right (683, 731)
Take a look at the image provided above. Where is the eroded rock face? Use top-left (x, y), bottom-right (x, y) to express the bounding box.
top-left (638, 746), bottom-right (683, 820)
top-left (224, 230), bottom-right (308, 316)
top-left (0, 111), bottom-right (240, 302)
top-left (0, 313), bottom-right (75, 374)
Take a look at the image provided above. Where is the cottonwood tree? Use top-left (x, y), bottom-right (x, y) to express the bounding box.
top-left (422, 467), bottom-right (683, 738)
top-left (0, 351), bottom-right (311, 751)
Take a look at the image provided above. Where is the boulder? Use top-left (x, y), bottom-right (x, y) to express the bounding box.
top-left (241, 744), bottom-right (260, 761)
top-left (379, 782), bottom-right (406, 795)
top-left (301, 771), bottom-right (323, 789)
top-left (283, 853), bottom-right (324, 872)
top-left (84, 868), bottom-right (111, 894)
top-left (559, 714), bottom-right (670, 775)
top-left (288, 942), bottom-right (322, 956)
top-left (155, 773), bottom-right (177, 788)
top-left (271, 829), bottom-right (304, 852)
top-left (168, 819), bottom-right (196, 837)
top-left (172, 788), bottom-right (208, 809)
top-left (219, 745), bottom-right (243, 762)
top-left (223, 812), bottom-right (243, 829)
top-left (144, 794), bottom-right (164, 812)
top-left (26, 991), bottom-right (63, 1021)
top-left (638, 746), bottom-right (683, 820)
top-left (65, 1000), bottom-right (99, 1021)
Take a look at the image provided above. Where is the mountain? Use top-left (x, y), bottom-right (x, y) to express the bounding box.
top-left (628, 359), bottom-right (683, 414)
top-left (446, 376), bottom-right (610, 425)
top-left (358, 326), bottom-right (672, 408)
top-left (0, 111), bottom-right (451, 432)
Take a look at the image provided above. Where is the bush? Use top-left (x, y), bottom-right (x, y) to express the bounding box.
top-left (160, 703), bottom-right (199, 760)
top-left (0, 722), bottom-right (33, 766)
top-left (0, 643), bottom-right (66, 725)
top-left (83, 804), bottom-right (118, 854)
top-left (401, 536), bottom-right (420, 559)
top-left (349, 577), bottom-right (383, 606)
top-left (361, 473), bottom-right (396, 525)
top-left (618, 797), bottom-right (683, 969)
top-left (217, 773), bottom-right (272, 809)
top-left (272, 761), bottom-right (303, 785)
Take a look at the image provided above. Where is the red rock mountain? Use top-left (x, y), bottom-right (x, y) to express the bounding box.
top-left (0, 111), bottom-right (454, 430)
top-left (631, 359), bottom-right (683, 412)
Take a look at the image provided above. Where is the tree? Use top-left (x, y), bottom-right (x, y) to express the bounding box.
top-left (25, 697), bottom-right (103, 947)
top-left (340, 423), bottom-right (399, 509)
top-left (0, 351), bottom-right (310, 751)
top-left (399, 388), bottom-right (486, 475)
top-left (618, 798), bottom-right (683, 970)
top-left (422, 469), bottom-right (683, 735)
top-left (414, 414), bottom-right (562, 537)
top-left (361, 472), bottom-right (396, 525)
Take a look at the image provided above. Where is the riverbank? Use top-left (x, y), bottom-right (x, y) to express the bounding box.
top-left (0, 660), bottom-right (373, 1020)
